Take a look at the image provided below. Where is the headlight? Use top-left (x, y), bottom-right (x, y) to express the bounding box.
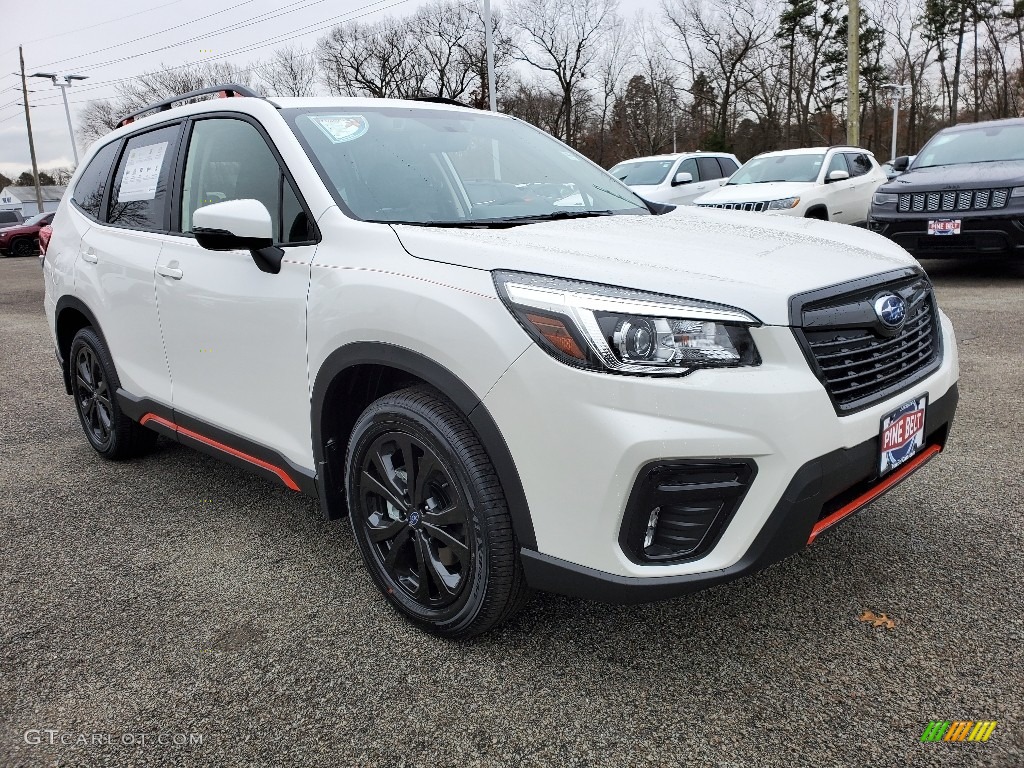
top-left (493, 271), bottom-right (761, 375)
top-left (767, 197), bottom-right (800, 210)
top-left (873, 192), bottom-right (898, 205)
top-left (1011, 187), bottom-right (1024, 198)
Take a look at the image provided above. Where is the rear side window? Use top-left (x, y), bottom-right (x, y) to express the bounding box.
top-left (697, 157), bottom-right (725, 181)
top-left (718, 157), bottom-right (739, 175)
top-left (108, 124), bottom-right (181, 231)
top-left (72, 141), bottom-right (120, 220)
top-left (844, 152), bottom-right (873, 177)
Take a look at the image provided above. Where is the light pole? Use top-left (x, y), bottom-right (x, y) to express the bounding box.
top-left (30, 72), bottom-right (88, 165)
top-left (482, 0), bottom-right (497, 112)
top-left (882, 83), bottom-right (909, 161)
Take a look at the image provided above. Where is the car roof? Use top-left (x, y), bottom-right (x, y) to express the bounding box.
top-left (613, 152), bottom-right (734, 164)
top-left (939, 116), bottom-right (1024, 134)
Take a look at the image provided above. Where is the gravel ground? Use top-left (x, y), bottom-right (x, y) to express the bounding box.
top-left (0, 255), bottom-right (1021, 768)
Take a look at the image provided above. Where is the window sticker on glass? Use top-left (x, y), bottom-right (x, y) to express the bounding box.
top-left (117, 141), bottom-right (169, 202)
top-left (309, 115), bottom-right (369, 144)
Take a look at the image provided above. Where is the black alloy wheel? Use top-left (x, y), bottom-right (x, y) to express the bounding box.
top-left (346, 386), bottom-right (529, 638)
top-left (69, 327), bottom-right (158, 459)
top-left (74, 344), bottom-right (114, 450)
top-left (358, 431), bottom-right (471, 608)
top-left (12, 238), bottom-right (36, 257)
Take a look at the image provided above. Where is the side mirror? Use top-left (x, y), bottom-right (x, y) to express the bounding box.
top-left (891, 155), bottom-right (910, 172)
top-left (672, 171), bottom-right (693, 186)
top-left (192, 199), bottom-right (283, 274)
top-left (826, 169), bottom-right (850, 183)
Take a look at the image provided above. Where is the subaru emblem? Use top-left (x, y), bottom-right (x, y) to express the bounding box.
top-left (874, 294), bottom-right (907, 329)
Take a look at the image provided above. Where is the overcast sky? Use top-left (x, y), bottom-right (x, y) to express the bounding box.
top-left (0, 0), bottom-right (661, 180)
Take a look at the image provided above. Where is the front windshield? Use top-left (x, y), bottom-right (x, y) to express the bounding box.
top-left (287, 107), bottom-right (649, 226)
top-left (914, 123), bottom-right (1024, 168)
top-left (728, 153), bottom-right (825, 184)
top-left (608, 159), bottom-right (674, 186)
top-left (24, 213), bottom-right (50, 226)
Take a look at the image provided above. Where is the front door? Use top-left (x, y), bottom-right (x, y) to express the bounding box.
top-left (154, 115), bottom-right (319, 470)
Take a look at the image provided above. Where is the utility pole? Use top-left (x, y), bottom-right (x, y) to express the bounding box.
top-left (483, 0), bottom-right (497, 112)
top-left (846, 0), bottom-right (860, 146)
top-left (19, 45), bottom-right (44, 214)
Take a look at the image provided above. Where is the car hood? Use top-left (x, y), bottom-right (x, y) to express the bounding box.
top-left (880, 160), bottom-right (1024, 192)
top-left (694, 181), bottom-right (813, 205)
top-left (391, 207), bottom-right (917, 326)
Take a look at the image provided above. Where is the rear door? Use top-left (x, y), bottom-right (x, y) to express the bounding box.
top-left (154, 114), bottom-right (318, 470)
top-left (843, 151), bottom-right (880, 224)
top-left (73, 123), bottom-right (182, 405)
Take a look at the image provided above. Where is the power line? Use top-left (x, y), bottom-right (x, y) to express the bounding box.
top-left (31, 0), bottom-right (266, 71)
top-left (31, 0), bottom-right (409, 102)
top-left (0, 0), bottom-right (189, 59)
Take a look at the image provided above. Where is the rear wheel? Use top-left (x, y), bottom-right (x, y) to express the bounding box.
top-left (345, 386), bottom-right (529, 638)
top-left (70, 327), bottom-right (158, 459)
top-left (11, 238), bottom-right (36, 257)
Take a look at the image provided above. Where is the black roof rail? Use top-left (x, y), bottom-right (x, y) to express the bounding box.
top-left (117, 83), bottom-right (261, 128)
top-left (413, 96), bottom-right (474, 109)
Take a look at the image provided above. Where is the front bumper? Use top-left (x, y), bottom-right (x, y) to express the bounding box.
top-left (868, 211), bottom-right (1024, 257)
top-left (484, 315), bottom-right (959, 597)
top-left (521, 385), bottom-right (956, 603)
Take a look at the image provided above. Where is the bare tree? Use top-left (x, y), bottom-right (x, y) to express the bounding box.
top-left (317, 17), bottom-right (427, 98)
top-left (662, 0), bottom-right (774, 144)
top-left (508, 0), bottom-right (619, 146)
top-left (256, 44), bottom-right (318, 97)
top-left (77, 99), bottom-right (122, 146)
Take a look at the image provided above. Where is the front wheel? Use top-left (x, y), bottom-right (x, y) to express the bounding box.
top-left (345, 386), bottom-right (529, 638)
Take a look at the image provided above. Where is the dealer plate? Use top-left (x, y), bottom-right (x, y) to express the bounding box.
top-left (879, 395), bottom-right (928, 476)
top-left (927, 219), bottom-right (961, 236)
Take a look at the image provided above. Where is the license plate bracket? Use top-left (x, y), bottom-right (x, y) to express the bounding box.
top-left (879, 395), bottom-right (928, 476)
top-left (928, 219), bottom-right (961, 236)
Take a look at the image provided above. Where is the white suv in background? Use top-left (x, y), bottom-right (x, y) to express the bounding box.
top-left (609, 152), bottom-right (740, 206)
top-left (694, 146), bottom-right (887, 224)
top-left (43, 86), bottom-right (959, 637)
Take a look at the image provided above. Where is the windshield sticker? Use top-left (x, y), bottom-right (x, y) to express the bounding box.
top-left (117, 141), bottom-right (168, 202)
top-left (309, 115), bottom-right (369, 144)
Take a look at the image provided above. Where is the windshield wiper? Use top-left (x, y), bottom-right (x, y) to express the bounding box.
top-left (382, 211), bottom-right (620, 229)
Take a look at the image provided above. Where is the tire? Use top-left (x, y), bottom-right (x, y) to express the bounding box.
top-left (69, 327), bottom-right (158, 460)
top-left (11, 238), bottom-right (36, 257)
top-left (805, 208), bottom-right (829, 221)
top-left (345, 385), bottom-right (529, 638)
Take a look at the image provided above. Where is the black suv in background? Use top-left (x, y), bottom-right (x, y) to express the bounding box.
top-left (868, 118), bottom-right (1024, 258)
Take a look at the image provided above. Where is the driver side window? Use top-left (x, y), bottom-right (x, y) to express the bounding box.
top-left (677, 158), bottom-right (698, 182)
top-left (826, 153), bottom-right (849, 179)
top-left (180, 118), bottom-right (312, 244)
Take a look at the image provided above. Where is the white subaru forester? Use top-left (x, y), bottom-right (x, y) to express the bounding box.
top-left (43, 86), bottom-right (959, 637)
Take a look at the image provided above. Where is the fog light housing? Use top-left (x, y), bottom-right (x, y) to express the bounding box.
top-left (621, 460), bottom-right (757, 563)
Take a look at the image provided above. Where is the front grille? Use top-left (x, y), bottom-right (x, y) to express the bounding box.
top-left (619, 461), bottom-right (756, 564)
top-left (698, 201), bottom-right (768, 212)
top-left (897, 187), bottom-right (1011, 213)
top-left (793, 273), bottom-right (941, 413)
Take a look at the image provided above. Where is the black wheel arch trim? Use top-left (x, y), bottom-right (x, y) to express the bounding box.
top-left (54, 295), bottom-right (108, 395)
top-left (310, 341), bottom-right (538, 551)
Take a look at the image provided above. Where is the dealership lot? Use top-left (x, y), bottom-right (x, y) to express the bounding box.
top-left (1, 256), bottom-right (1021, 767)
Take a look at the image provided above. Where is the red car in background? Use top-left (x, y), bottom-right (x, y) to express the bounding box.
top-left (0, 212), bottom-right (54, 257)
